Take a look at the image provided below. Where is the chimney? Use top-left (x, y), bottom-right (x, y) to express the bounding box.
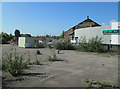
top-left (87, 16), bottom-right (89, 19)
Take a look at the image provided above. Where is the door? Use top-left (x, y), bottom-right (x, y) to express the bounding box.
top-left (75, 37), bottom-right (78, 44)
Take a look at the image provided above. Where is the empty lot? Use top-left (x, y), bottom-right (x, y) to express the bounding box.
top-left (1, 44), bottom-right (118, 87)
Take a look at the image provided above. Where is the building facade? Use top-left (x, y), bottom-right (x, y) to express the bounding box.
top-left (75, 26), bottom-right (111, 44)
top-left (74, 22), bottom-right (120, 51)
top-left (64, 16), bottom-right (101, 41)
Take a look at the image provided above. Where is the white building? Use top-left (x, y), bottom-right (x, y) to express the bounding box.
top-left (74, 22), bottom-right (120, 45)
top-left (110, 22), bottom-right (120, 45)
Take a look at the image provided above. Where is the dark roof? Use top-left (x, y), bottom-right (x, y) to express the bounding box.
top-left (65, 16), bottom-right (101, 32)
top-left (77, 18), bottom-right (101, 27)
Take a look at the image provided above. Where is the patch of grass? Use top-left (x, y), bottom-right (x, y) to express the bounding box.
top-left (3, 52), bottom-right (27, 76)
top-left (36, 50), bottom-right (41, 55)
top-left (84, 79), bottom-right (120, 88)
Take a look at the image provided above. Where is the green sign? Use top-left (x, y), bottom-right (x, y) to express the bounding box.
top-left (103, 29), bottom-right (119, 35)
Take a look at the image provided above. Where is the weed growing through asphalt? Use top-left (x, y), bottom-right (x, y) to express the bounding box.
top-left (27, 51), bottom-right (31, 65)
top-left (84, 79), bottom-right (120, 88)
top-left (34, 54), bottom-right (41, 65)
top-left (2, 50), bottom-right (27, 76)
top-left (36, 50), bottom-right (41, 55)
top-left (48, 54), bottom-right (58, 61)
top-left (57, 49), bottom-right (61, 54)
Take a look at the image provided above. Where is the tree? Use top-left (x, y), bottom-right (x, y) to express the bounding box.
top-left (14, 29), bottom-right (20, 45)
top-left (21, 34), bottom-right (31, 37)
top-left (61, 30), bottom-right (64, 38)
top-left (15, 29), bottom-right (20, 37)
top-left (0, 32), bottom-right (13, 44)
top-left (45, 34), bottom-right (50, 38)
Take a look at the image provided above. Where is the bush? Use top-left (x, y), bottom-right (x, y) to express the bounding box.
top-left (77, 36), bottom-right (104, 52)
top-left (76, 36), bottom-right (89, 52)
top-left (3, 52), bottom-right (27, 76)
top-left (88, 36), bottom-right (103, 52)
top-left (35, 43), bottom-right (45, 48)
top-left (54, 39), bottom-right (74, 50)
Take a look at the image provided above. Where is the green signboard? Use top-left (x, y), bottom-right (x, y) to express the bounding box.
top-left (103, 29), bottom-right (119, 35)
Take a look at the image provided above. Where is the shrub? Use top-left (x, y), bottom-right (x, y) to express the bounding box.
top-left (35, 43), bottom-right (45, 48)
top-left (88, 36), bottom-right (103, 52)
top-left (36, 50), bottom-right (41, 55)
top-left (76, 36), bottom-right (89, 52)
top-left (77, 36), bottom-right (104, 52)
top-left (54, 39), bottom-right (74, 50)
top-left (3, 53), bottom-right (27, 76)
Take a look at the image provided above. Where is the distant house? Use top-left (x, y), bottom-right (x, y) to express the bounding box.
top-left (64, 16), bottom-right (101, 43)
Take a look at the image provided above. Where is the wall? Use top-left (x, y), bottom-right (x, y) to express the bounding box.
top-left (75, 26), bottom-right (111, 44)
top-left (64, 28), bottom-right (73, 40)
top-left (111, 22), bottom-right (120, 29)
top-left (111, 22), bottom-right (120, 45)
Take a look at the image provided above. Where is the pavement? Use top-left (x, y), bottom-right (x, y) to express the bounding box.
top-left (1, 44), bottom-right (118, 87)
